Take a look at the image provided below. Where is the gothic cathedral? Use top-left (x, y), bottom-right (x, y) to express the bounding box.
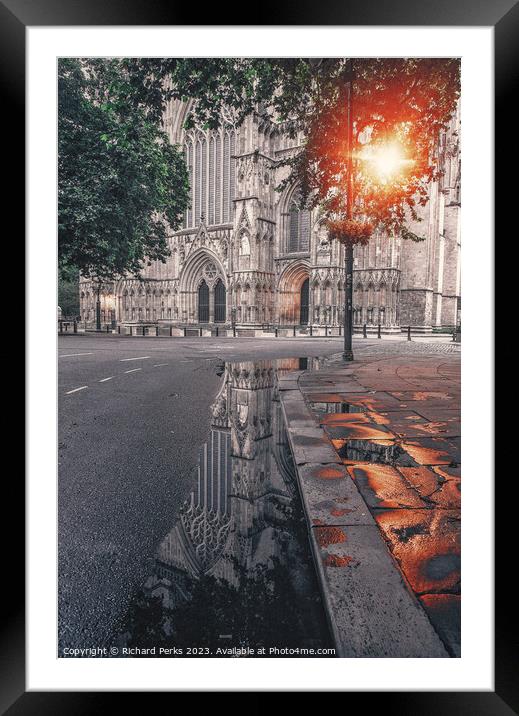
top-left (80, 99), bottom-right (461, 335)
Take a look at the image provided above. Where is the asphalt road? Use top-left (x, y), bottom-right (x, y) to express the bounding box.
top-left (58, 333), bottom-right (344, 652)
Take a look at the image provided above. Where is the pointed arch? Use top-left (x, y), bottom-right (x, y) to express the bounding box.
top-left (277, 260), bottom-right (310, 325)
top-left (278, 184), bottom-right (312, 255)
top-left (179, 248), bottom-right (228, 324)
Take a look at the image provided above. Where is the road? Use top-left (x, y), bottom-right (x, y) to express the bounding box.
top-left (58, 333), bottom-right (344, 652)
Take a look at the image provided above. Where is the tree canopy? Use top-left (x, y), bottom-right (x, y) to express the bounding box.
top-left (122, 57), bottom-right (460, 244)
top-left (58, 58), bottom-right (189, 281)
top-left (58, 57), bottom-right (460, 282)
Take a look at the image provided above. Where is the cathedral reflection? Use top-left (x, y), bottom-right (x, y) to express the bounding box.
top-left (117, 358), bottom-right (331, 654)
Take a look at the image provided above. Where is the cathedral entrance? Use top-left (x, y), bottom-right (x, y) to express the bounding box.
top-left (300, 278), bottom-right (309, 325)
top-left (278, 261), bottom-right (310, 326)
top-left (214, 279), bottom-right (226, 323)
top-left (198, 280), bottom-right (209, 323)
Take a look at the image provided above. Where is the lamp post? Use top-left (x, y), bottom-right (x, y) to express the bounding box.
top-left (343, 61), bottom-right (355, 361)
top-left (340, 62), bottom-right (409, 360)
top-left (231, 306), bottom-right (236, 337)
top-left (95, 282), bottom-right (102, 331)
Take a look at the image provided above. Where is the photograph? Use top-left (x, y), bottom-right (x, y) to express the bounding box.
top-left (57, 56), bottom-right (462, 660)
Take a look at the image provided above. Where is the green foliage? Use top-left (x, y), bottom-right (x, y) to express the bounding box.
top-left (121, 58), bottom-right (460, 244)
top-left (58, 59), bottom-right (190, 280)
top-left (58, 268), bottom-right (80, 316)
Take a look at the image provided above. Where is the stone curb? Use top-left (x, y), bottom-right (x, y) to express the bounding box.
top-left (278, 372), bottom-right (449, 658)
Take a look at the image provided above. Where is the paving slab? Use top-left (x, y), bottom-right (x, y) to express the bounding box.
top-left (374, 508), bottom-right (461, 595)
top-left (282, 399), bottom-right (319, 428)
top-left (419, 594), bottom-right (461, 657)
top-left (297, 463), bottom-right (375, 527)
top-left (323, 423), bottom-right (396, 441)
top-left (319, 412), bottom-right (372, 425)
top-left (397, 466), bottom-right (461, 509)
top-left (347, 464), bottom-right (427, 509)
top-left (287, 429), bottom-right (341, 465)
top-left (309, 524), bottom-right (448, 657)
top-left (280, 350), bottom-right (461, 658)
top-left (400, 437), bottom-right (461, 466)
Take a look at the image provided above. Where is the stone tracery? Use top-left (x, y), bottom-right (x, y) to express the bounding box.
top-left (79, 99), bottom-right (461, 333)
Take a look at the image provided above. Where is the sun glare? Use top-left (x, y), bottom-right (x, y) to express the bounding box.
top-left (359, 142), bottom-right (412, 182)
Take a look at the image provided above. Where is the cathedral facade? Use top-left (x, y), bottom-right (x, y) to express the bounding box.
top-left (79, 99), bottom-right (461, 334)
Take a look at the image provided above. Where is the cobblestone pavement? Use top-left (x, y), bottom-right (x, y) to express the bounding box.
top-left (348, 339), bottom-right (461, 356)
top-left (281, 346), bottom-right (461, 657)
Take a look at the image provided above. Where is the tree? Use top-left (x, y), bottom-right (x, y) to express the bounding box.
top-left (121, 58), bottom-right (459, 232)
top-left (120, 58), bottom-right (460, 355)
top-left (58, 268), bottom-right (80, 317)
top-left (58, 59), bottom-right (190, 282)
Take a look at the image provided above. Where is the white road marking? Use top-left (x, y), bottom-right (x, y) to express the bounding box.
top-left (153, 363), bottom-right (168, 367)
top-left (59, 352), bottom-right (93, 358)
top-left (65, 386), bottom-right (88, 394)
top-left (119, 356), bottom-right (150, 362)
top-left (99, 377), bottom-right (114, 382)
top-left (124, 368), bottom-right (142, 373)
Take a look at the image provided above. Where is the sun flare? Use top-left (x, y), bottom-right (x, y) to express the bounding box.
top-left (359, 142), bottom-right (412, 182)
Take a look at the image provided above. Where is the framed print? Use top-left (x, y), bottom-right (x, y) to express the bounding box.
top-left (6, 0), bottom-right (510, 709)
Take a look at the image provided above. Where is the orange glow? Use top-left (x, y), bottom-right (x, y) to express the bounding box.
top-left (358, 142), bottom-right (413, 183)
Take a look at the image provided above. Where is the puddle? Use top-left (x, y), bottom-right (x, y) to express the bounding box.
top-left (311, 400), bottom-right (370, 418)
top-left (112, 358), bottom-right (333, 657)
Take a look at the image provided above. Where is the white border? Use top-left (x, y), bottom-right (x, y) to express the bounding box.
top-left (27, 26), bottom-right (493, 691)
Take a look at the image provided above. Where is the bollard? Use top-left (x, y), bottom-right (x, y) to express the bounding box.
top-left (339, 324), bottom-right (342, 336)
top-left (199, 328), bottom-right (203, 337)
top-left (106, 324), bottom-right (110, 333)
top-left (325, 325), bottom-right (328, 337)
top-left (216, 326), bottom-right (219, 337)
top-left (59, 321), bottom-right (63, 333)
top-left (452, 329), bottom-right (457, 342)
top-left (156, 326), bottom-right (159, 337)
top-left (275, 327), bottom-right (278, 337)
top-left (184, 327), bottom-right (187, 337)
top-left (293, 325), bottom-right (296, 337)
top-left (73, 320), bottom-right (77, 334)
top-left (377, 323), bottom-right (381, 339)
top-left (129, 326), bottom-right (133, 336)
top-left (310, 324), bottom-right (313, 337)
top-left (233, 326), bottom-right (236, 337)
top-left (117, 325), bottom-right (121, 334)
top-left (407, 326), bottom-right (412, 341)
top-left (169, 326), bottom-right (173, 337)
top-left (363, 324), bottom-right (367, 339)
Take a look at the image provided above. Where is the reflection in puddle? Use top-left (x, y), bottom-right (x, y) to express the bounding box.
top-left (312, 400), bottom-right (369, 418)
top-left (113, 359), bottom-right (332, 657)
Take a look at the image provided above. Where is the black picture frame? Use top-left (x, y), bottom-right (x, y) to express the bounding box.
top-left (7, 0), bottom-right (508, 711)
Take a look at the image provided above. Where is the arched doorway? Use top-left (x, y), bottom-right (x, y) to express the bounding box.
top-left (198, 280), bottom-right (209, 323)
top-left (277, 261), bottom-right (310, 325)
top-left (214, 279), bottom-right (226, 323)
top-left (300, 278), bottom-right (309, 325)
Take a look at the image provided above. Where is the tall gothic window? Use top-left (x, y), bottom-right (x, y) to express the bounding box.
top-left (287, 194), bottom-right (311, 253)
top-left (184, 127), bottom-right (236, 228)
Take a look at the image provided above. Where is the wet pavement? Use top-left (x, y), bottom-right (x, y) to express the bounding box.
top-left (58, 337), bottom-right (341, 655)
top-left (58, 335), bottom-right (460, 659)
top-left (61, 357), bottom-right (335, 657)
top-left (280, 350), bottom-right (461, 657)
top-left (111, 358), bottom-right (335, 657)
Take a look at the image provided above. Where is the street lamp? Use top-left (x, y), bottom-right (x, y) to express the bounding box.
top-left (95, 281), bottom-right (102, 331)
top-left (341, 67), bottom-right (410, 361)
top-left (342, 62), bottom-right (355, 362)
